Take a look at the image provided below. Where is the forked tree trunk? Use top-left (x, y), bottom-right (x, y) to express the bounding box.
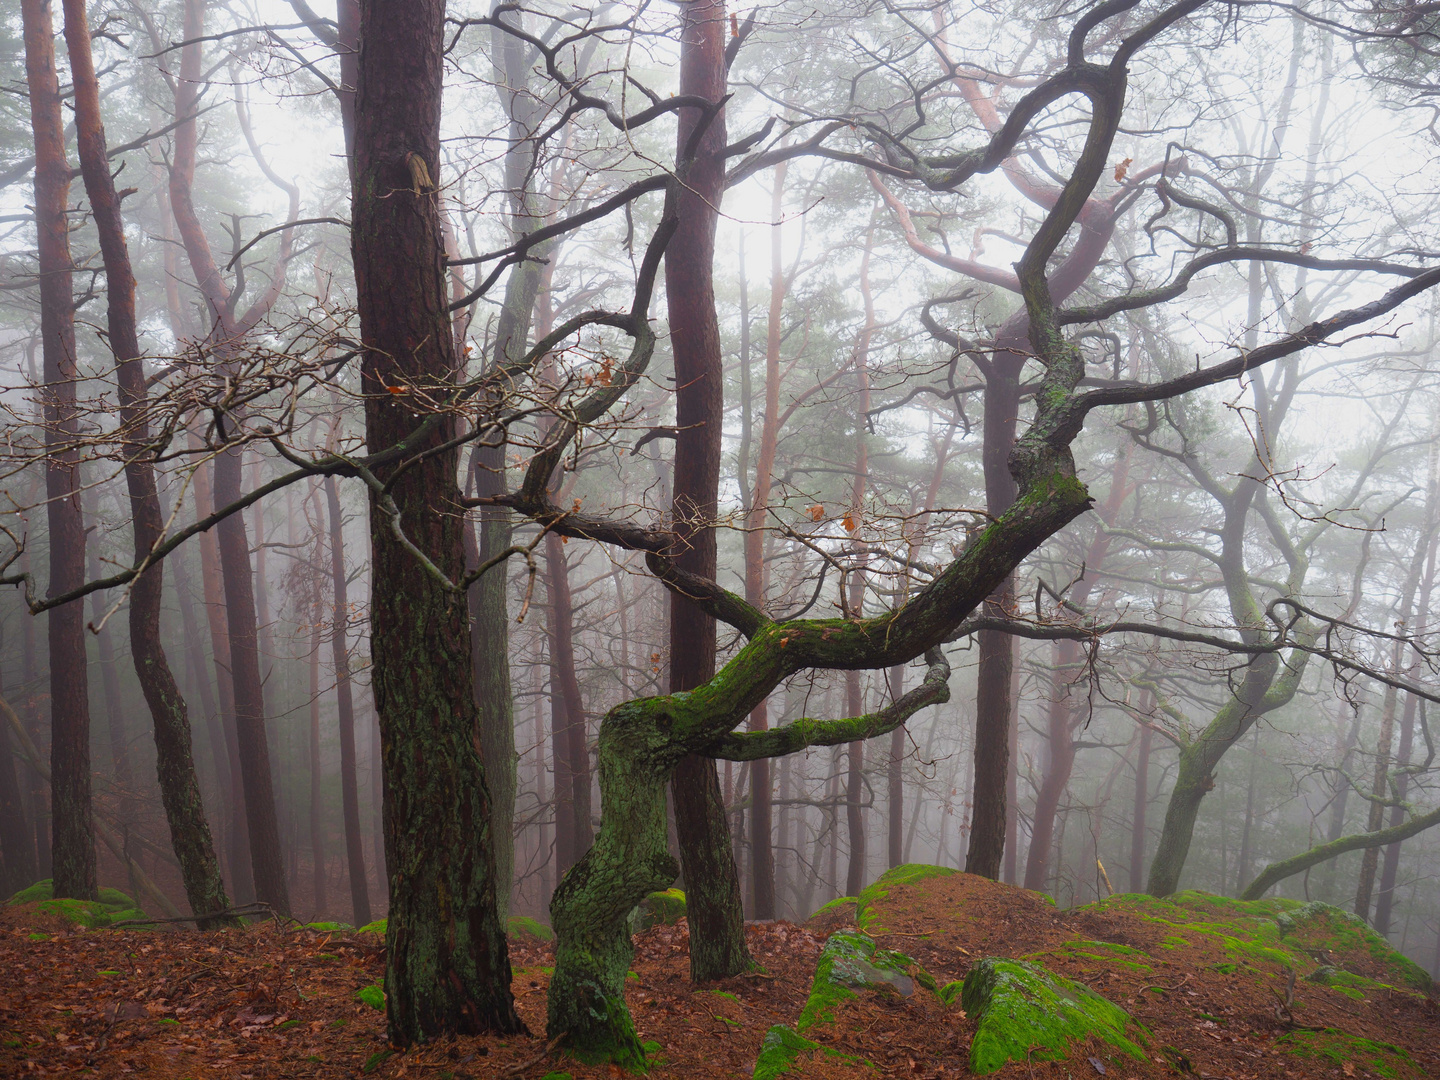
top-left (664, 0), bottom-right (749, 984)
top-left (351, 0), bottom-right (519, 1044)
top-left (60, 0), bottom-right (233, 923)
top-left (23, 0), bottom-right (94, 902)
top-left (324, 477), bottom-right (370, 926)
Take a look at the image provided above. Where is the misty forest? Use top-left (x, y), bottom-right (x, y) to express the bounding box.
top-left (2, 0), bottom-right (1440, 1077)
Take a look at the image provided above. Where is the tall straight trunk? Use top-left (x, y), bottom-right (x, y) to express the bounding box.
top-left (19, 556), bottom-right (49, 879)
top-left (887, 664), bottom-right (904, 869)
top-left (1024, 641), bottom-right (1077, 890)
top-left (23, 0), bottom-right (94, 902)
top-left (212, 448), bottom-right (289, 913)
top-left (740, 161), bottom-right (789, 919)
top-left (844, 212), bottom-right (877, 897)
top-left (1373, 695), bottom-right (1419, 935)
top-left (1320, 706), bottom-right (1362, 900)
top-left (86, 558), bottom-right (130, 793)
top-left (324, 477), bottom-right (370, 926)
top-left (308, 614), bottom-right (326, 917)
top-left (544, 531), bottom-right (593, 866)
top-left (60, 0), bottom-right (234, 922)
top-left (352, 0), bottom-right (519, 1043)
top-left (1363, 444), bottom-right (1436, 923)
top-left (1129, 722), bottom-right (1152, 893)
top-left (966, 354), bottom-right (1023, 880)
top-left (1004, 665), bottom-right (1020, 884)
top-left (166, 0), bottom-right (288, 913)
top-left (192, 453), bottom-right (251, 901)
top-left (1234, 725), bottom-right (1262, 895)
top-left (0, 652), bottom-right (36, 894)
top-left (665, 0), bottom-right (747, 983)
top-left (547, 607), bottom-right (576, 878)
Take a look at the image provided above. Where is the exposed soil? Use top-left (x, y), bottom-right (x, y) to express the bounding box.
top-left (0, 873), bottom-right (1435, 1079)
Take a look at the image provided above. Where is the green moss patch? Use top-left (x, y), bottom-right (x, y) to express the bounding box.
top-left (507, 915), bottom-right (555, 942)
top-left (5, 879), bottom-right (149, 928)
top-left (1278, 1028), bottom-right (1413, 1078)
top-left (304, 921), bottom-right (351, 933)
top-left (854, 864), bottom-right (956, 932)
top-left (797, 930), bottom-right (924, 1033)
top-left (354, 979), bottom-right (385, 1011)
top-left (1276, 902), bottom-right (1433, 992)
top-left (960, 958), bottom-right (1147, 1076)
top-left (633, 888), bottom-right (687, 930)
top-left (1033, 939), bottom-right (1153, 974)
top-left (356, 918), bottom-right (388, 936)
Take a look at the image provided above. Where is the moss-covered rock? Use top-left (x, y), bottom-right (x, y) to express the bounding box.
top-left (305, 921), bottom-right (352, 933)
top-left (508, 915), bottom-right (555, 942)
top-left (355, 918), bottom-right (387, 936)
top-left (753, 1023), bottom-right (820, 1080)
top-left (960, 958), bottom-right (1147, 1075)
top-left (798, 930), bottom-right (921, 1033)
top-left (7, 879), bottom-right (150, 928)
top-left (1275, 902), bottom-right (1433, 992)
top-left (1277, 1028), bottom-right (1414, 1078)
top-left (632, 887), bottom-right (686, 931)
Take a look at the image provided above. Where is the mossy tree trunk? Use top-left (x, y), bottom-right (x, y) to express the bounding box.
top-left (351, 0), bottom-right (520, 1045)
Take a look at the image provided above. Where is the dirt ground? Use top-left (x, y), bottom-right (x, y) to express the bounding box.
top-left (1, 872), bottom-right (1435, 1079)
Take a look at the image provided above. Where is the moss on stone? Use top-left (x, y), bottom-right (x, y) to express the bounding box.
top-left (508, 915), bottom-right (555, 942)
top-left (356, 918), bottom-right (388, 936)
top-left (6, 879), bottom-right (148, 928)
top-left (633, 888), bottom-right (686, 930)
top-left (1276, 902), bottom-right (1433, 992)
top-left (305, 921), bottom-right (352, 933)
top-left (753, 1024), bottom-right (820, 1080)
top-left (1277, 1028), bottom-right (1413, 1078)
top-left (797, 930), bottom-right (924, 1034)
top-left (960, 958), bottom-right (1147, 1075)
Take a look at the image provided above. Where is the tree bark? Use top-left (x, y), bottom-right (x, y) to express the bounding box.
top-left (887, 664), bottom-right (904, 869)
top-left (0, 650), bottom-right (36, 894)
top-left (23, 0), bottom-right (94, 902)
top-left (352, 0), bottom-right (520, 1043)
top-left (308, 613), bottom-right (326, 917)
top-left (664, 0), bottom-right (748, 984)
top-left (60, 0), bottom-right (234, 924)
top-left (965, 354), bottom-right (1022, 880)
top-left (1129, 722), bottom-right (1152, 893)
top-left (544, 531), bottom-right (593, 869)
top-left (324, 477), bottom-right (371, 926)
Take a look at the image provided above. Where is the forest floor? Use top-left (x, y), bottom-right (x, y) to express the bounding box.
top-left (1, 870), bottom-right (1436, 1080)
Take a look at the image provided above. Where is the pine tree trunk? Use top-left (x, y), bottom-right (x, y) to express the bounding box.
top-left (62, 0), bottom-right (234, 923)
top-left (664, 0), bottom-right (747, 984)
top-left (887, 665), bottom-right (904, 869)
top-left (351, 0), bottom-right (520, 1043)
top-left (0, 658), bottom-right (36, 894)
top-left (324, 477), bottom-right (370, 926)
top-left (1129, 722), bottom-right (1152, 893)
top-left (308, 615), bottom-right (326, 918)
top-left (23, 0), bottom-right (94, 902)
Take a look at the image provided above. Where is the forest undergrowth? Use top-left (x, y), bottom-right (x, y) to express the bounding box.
top-left (2, 870), bottom-right (1435, 1079)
